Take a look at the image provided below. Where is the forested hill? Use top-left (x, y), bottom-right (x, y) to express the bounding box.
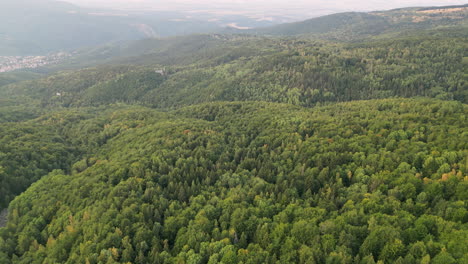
top-left (0, 99), bottom-right (467, 263)
top-left (1, 33), bottom-right (466, 109)
top-left (246, 5), bottom-right (468, 41)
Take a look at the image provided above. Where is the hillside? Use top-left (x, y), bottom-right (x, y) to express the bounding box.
top-left (247, 5), bottom-right (468, 41)
top-left (47, 35), bottom-right (280, 71)
top-left (0, 99), bottom-right (467, 263)
top-left (1, 34), bottom-right (466, 108)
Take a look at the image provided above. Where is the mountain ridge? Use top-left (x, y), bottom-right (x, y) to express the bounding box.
top-left (239, 4), bottom-right (468, 41)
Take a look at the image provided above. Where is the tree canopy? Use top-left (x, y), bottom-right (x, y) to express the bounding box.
top-left (0, 99), bottom-right (466, 263)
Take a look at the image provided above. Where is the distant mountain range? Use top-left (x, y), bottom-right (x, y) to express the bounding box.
top-left (241, 4), bottom-right (468, 41)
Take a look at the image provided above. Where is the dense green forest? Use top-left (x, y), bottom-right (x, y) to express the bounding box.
top-left (0, 104), bottom-right (133, 209)
top-left (0, 99), bottom-right (467, 263)
top-left (0, 5), bottom-right (467, 264)
top-left (1, 34), bottom-right (466, 108)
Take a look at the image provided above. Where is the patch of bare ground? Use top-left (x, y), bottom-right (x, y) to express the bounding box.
top-left (418, 7), bottom-right (467, 14)
top-left (0, 209), bottom-right (7, 228)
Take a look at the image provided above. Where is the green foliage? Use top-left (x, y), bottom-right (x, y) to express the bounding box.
top-left (0, 105), bottom-right (147, 209)
top-left (0, 71), bottom-right (42, 87)
top-left (0, 99), bottom-right (466, 263)
top-left (2, 34), bottom-right (466, 109)
top-left (0, 122), bottom-right (76, 208)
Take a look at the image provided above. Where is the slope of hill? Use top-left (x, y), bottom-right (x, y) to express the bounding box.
top-left (0, 98), bottom-right (466, 263)
top-left (48, 34), bottom-right (280, 70)
top-left (247, 5), bottom-right (468, 41)
top-left (0, 71), bottom-right (42, 87)
top-left (1, 34), bottom-right (465, 108)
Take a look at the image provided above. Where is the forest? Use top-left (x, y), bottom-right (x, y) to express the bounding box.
top-left (1, 34), bottom-right (466, 109)
top-left (0, 99), bottom-right (466, 263)
top-left (0, 6), bottom-right (467, 264)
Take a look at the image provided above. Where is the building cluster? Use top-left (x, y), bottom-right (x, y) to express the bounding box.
top-left (0, 52), bottom-right (70, 73)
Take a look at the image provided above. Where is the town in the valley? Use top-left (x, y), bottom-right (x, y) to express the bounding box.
top-left (0, 52), bottom-right (70, 73)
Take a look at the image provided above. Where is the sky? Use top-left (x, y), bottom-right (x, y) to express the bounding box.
top-left (61, 0), bottom-right (468, 20)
